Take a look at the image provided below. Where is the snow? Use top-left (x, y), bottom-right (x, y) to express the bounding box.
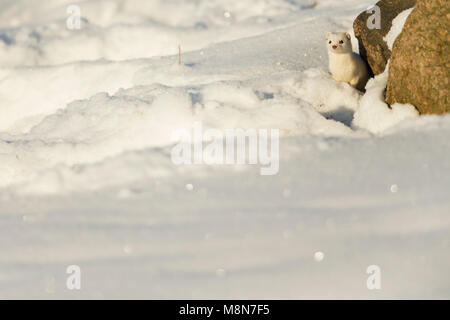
top-left (353, 63), bottom-right (419, 134)
top-left (383, 8), bottom-right (414, 50)
top-left (0, 0), bottom-right (449, 299)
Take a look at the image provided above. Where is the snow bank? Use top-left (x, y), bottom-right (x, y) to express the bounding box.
top-left (0, 61), bottom-right (140, 133)
top-left (0, 0), bottom-right (313, 67)
top-left (287, 68), bottom-right (362, 126)
top-left (0, 0), bottom-right (306, 29)
top-left (353, 66), bottom-right (419, 134)
top-left (0, 78), bottom-right (355, 192)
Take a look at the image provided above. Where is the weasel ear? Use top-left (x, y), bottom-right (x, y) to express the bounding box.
top-left (345, 33), bottom-right (351, 40)
top-left (326, 32), bottom-right (331, 40)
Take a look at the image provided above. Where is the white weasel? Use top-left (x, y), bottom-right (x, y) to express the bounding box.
top-left (326, 32), bottom-right (369, 91)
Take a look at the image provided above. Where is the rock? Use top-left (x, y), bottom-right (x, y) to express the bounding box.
top-left (386, 0), bottom-right (449, 114)
top-left (353, 0), bottom-right (416, 76)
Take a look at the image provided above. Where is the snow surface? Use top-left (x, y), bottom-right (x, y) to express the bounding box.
top-left (0, 0), bottom-right (449, 299)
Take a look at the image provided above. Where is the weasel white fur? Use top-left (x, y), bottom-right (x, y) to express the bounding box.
top-left (326, 32), bottom-right (369, 91)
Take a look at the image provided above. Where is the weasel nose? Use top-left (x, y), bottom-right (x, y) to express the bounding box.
top-left (332, 45), bottom-right (338, 49)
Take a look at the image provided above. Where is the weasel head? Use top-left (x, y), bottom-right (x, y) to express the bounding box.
top-left (326, 32), bottom-right (352, 54)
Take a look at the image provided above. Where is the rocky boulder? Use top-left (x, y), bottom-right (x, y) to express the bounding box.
top-left (353, 0), bottom-right (416, 76)
top-left (386, 0), bottom-right (450, 114)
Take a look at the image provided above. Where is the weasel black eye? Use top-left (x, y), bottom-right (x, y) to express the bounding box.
top-left (328, 41), bottom-right (332, 44)
top-left (339, 40), bottom-right (344, 44)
